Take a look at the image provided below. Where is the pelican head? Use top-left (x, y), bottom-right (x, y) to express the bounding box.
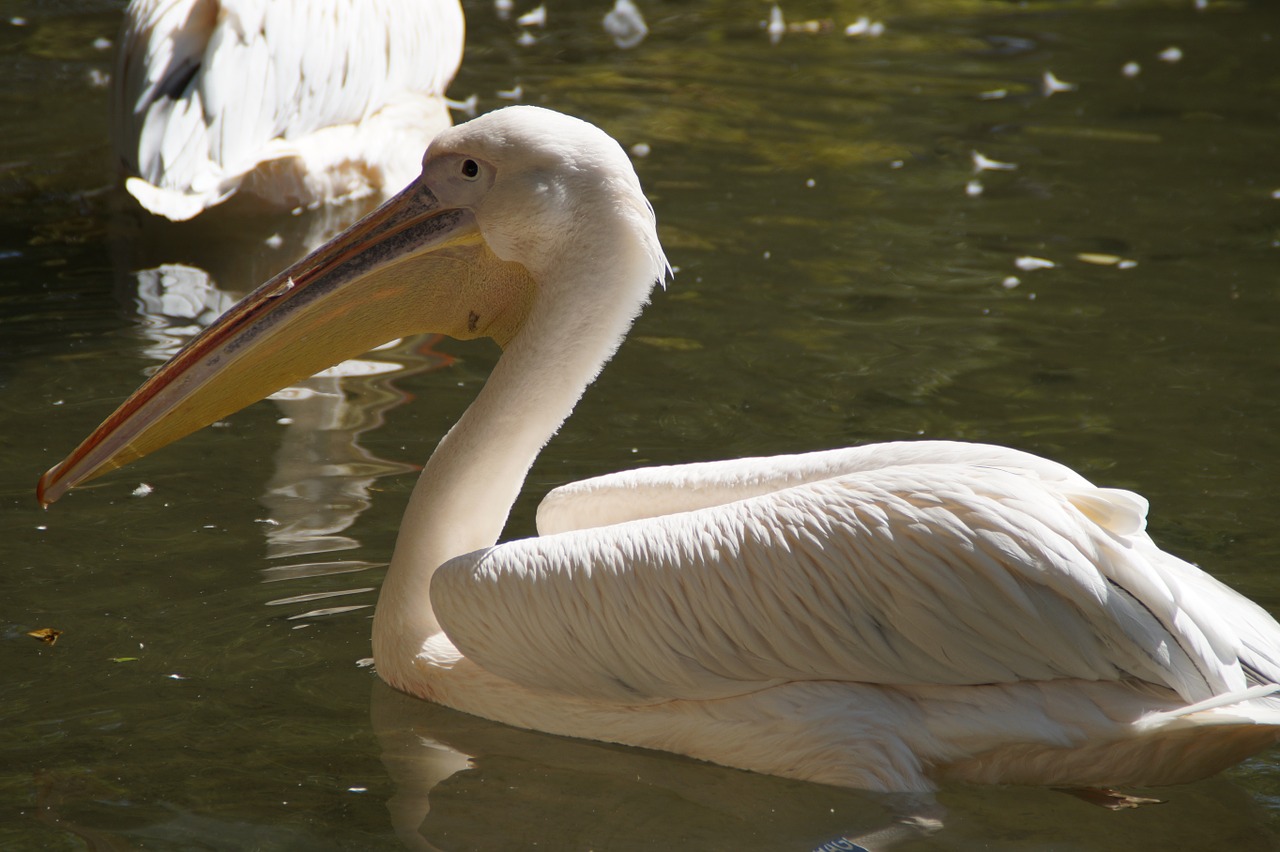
top-left (38, 106), bottom-right (667, 505)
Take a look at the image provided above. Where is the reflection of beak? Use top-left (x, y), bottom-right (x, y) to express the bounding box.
top-left (38, 179), bottom-right (535, 507)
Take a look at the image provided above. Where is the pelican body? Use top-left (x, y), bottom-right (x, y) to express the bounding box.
top-left (39, 107), bottom-right (1280, 794)
top-left (113, 0), bottom-right (465, 220)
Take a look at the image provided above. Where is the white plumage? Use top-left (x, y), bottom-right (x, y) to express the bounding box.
top-left (112, 0), bottom-right (465, 220)
top-left (439, 445), bottom-right (1242, 703)
top-left (40, 107), bottom-right (1280, 796)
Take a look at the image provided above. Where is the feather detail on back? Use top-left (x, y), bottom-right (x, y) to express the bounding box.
top-left (536, 440), bottom-right (1094, 534)
top-left (434, 445), bottom-right (1280, 709)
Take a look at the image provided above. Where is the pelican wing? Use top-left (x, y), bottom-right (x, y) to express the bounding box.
top-left (536, 441), bottom-right (1101, 534)
top-left (435, 452), bottom-right (1277, 707)
top-left (113, 0), bottom-right (464, 218)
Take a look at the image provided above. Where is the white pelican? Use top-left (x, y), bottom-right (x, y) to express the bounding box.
top-left (39, 106), bottom-right (1280, 795)
top-left (112, 0), bottom-right (465, 221)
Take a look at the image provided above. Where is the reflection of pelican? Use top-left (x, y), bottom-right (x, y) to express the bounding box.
top-left (368, 680), bottom-right (936, 852)
top-left (130, 262), bottom-right (445, 560)
top-left (114, 188), bottom-right (452, 564)
top-left (40, 107), bottom-right (1280, 797)
top-left (112, 0), bottom-right (465, 221)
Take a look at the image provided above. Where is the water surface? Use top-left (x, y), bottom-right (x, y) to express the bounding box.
top-left (4, 1), bottom-right (1280, 848)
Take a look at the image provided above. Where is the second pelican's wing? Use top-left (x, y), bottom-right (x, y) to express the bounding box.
top-left (112, 0), bottom-right (464, 218)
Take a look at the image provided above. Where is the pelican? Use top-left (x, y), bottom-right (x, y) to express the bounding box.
top-left (112, 0), bottom-right (465, 221)
top-left (39, 106), bottom-right (1280, 795)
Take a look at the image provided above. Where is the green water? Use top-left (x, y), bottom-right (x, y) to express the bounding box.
top-left (4, 0), bottom-right (1280, 848)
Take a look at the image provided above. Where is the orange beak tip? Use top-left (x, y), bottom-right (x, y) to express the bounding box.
top-left (36, 476), bottom-right (55, 510)
top-left (37, 463), bottom-right (68, 509)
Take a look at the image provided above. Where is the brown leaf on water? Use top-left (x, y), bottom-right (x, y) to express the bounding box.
top-left (633, 336), bottom-right (703, 352)
top-left (27, 627), bottom-right (63, 645)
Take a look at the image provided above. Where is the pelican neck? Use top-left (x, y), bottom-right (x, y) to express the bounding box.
top-left (370, 252), bottom-right (657, 678)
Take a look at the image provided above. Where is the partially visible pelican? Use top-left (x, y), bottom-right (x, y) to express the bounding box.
top-left (112, 0), bottom-right (465, 221)
top-left (40, 107), bottom-right (1280, 795)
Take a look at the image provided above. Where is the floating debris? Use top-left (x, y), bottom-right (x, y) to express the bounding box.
top-left (1077, 252), bottom-right (1138, 269)
top-left (766, 5), bottom-right (785, 45)
top-left (633, 336), bottom-right (703, 352)
top-left (977, 88), bottom-right (1008, 100)
top-left (1078, 253), bottom-right (1116, 265)
top-left (132, 483), bottom-right (154, 498)
top-left (28, 628), bottom-right (63, 645)
top-left (87, 68), bottom-right (110, 88)
top-left (1158, 46), bottom-right (1183, 63)
top-left (264, 233), bottom-right (283, 249)
top-left (604, 0), bottom-right (648, 49)
top-left (9, 17), bottom-right (27, 26)
top-left (1015, 256), bottom-right (1056, 271)
top-left (788, 19), bottom-right (828, 35)
top-left (1002, 276), bottom-right (1021, 289)
top-left (497, 84), bottom-right (524, 100)
top-left (446, 93), bottom-right (479, 117)
top-left (1270, 189), bottom-right (1280, 200)
top-left (516, 4), bottom-right (545, 27)
top-left (1042, 70), bottom-right (1078, 96)
top-left (630, 142), bottom-right (651, 157)
top-left (92, 37), bottom-right (112, 50)
top-left (516, 30), bottom-right (536, 46)
top-left (276, 417), bottom-right (293, 425)
top-left (844, 16), bottom-right (884, 37)
top-left (1122, 61), bottom-right (1141, 78)
top-left (494, 0), bottom-right (513, 20)
top-left (972, 151), bottom-right (1017, 173)
top-left (965, 179), bottom-right (984, 197)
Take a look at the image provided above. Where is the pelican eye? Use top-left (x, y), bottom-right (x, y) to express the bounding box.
top-left (461, 159), bottom-right (480, 180)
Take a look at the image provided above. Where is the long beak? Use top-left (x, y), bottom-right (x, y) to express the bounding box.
top-left (37, 179), bottom-right (535, 507)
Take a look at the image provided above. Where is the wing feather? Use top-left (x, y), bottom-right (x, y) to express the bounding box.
top-left (436, 456), bottom-right (1268, 708)
top-left (536, 441), bottom-right (1095, 534)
